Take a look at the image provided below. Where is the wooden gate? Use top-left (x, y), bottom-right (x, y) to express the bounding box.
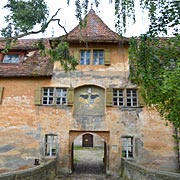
top-left (82, 134), bottom-right (93, 147)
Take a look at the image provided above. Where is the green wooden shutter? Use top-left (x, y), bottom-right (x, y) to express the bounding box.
top-left (34, 87), bottom-right (42, 105)
top-left (0, 87), bottom-right (4, 104)
top-left (67, 88), bottom-right (74, 106)
top-left (74, 49), bottom-right (79, 62)
top-left (138, 87), bottom-right (145, 107)
top-left (106, 88), bottom-right (113, 106)
top-left (104, 49), bottom-right (111, 65)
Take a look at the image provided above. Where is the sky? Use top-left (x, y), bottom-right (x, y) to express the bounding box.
top-left (0, 0), bottom-right (149, 39)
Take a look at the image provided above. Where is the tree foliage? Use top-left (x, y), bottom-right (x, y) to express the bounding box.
top-left (1, 0), bottom-right (49, 37)
top-left (129, 34), bottom-right (180, 170)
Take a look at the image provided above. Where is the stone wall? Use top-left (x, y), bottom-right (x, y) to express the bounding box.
top-left (121, 159), bottom-right (180, 180)
top-left (0, 160), bottom-right (57, 180)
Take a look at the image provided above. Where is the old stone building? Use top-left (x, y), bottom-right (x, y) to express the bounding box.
top-left (0, 9), bottom-right (177, 175)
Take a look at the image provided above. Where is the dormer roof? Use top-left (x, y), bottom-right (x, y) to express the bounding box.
top-left (0, 38), bottom-right (53, 77)
top-left (65, 9), bottom-right (128, 43)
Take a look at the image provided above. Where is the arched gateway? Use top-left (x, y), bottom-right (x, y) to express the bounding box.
top-left (69, 130), bottom-right (110, 173)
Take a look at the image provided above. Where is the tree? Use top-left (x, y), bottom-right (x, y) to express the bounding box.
top-left (129, 34), bottom-right (180, 171)
top-left (127, 1), bottom-right (180, 171)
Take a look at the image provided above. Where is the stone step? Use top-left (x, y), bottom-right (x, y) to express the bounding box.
top-left (55, 174), bottom-right (122, 180)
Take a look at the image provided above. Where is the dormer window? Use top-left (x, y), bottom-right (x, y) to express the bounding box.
top-left (93, 50), bottom-right (104, 65)
top-left (74, 49), bottom-right (110, 65)
top-left (3, 54), bottom-right (19, 63)
top-left (80, 50), bottom-right (90, 65)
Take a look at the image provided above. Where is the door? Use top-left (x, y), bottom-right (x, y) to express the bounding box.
top-left (82, 134), bottom-right (93, 147)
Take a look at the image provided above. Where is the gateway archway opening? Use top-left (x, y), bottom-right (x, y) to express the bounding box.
top-left (69, 131), bottom-right (109, 174)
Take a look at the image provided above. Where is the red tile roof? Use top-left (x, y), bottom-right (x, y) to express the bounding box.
top-left (66, 9), bottom-right (128, 42)
top-left (0, 39), bottom-right (53, 77)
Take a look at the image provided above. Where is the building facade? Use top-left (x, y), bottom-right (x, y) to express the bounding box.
top-left (0, 9), bottom-right (177, 175)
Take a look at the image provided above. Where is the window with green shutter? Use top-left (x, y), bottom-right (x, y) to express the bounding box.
top-left (73, 49), bottom-right (79, 61)
top-left (34, 87), bottom-right (42, 105)
top-left (0, 87), bottom-right (4, 104)
top-left (106, 88), bottom-right (113, 106)
top-left (137, 88), bottom-right (145, 107)
top-left (104, 49), bottom-right (111, 65)
top-left (67, 88), bottom-right (74, 106)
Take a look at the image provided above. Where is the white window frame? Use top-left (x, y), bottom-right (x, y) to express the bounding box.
top-left (113, 89), bottom-right (138, 107)
top-left (80, 50), bottom-right (90, 65)
top-left (113, 89), bottom-right (124, 106)
top-left (45, 134), bottom-right (58, 157)
top-left (93, 50), bottom-right (104, 65)
top-left (42, 87), bottom-right (67, 105)
top-left (126, 89), bottom-right (138, 107)
top-left (122, 136), bottom-right (134, 158)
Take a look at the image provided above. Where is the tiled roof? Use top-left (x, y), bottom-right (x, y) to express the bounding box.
top-left (0, 38), bottom-right (41, 50)
top-left (0, 39), bottom-right (53, 77)
top-left (66, 9), bottom-right (128, 42)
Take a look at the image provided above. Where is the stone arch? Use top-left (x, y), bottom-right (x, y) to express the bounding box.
top-left (69, 130), bottom-right (110, 173)
top-left (74, 84), bottom-right (105, 90)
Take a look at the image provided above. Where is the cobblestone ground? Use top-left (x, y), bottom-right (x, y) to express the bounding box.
top-left (55, 147), bottom-right (122, 180)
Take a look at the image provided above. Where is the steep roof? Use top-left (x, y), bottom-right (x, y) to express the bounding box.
top-left (0, 39), bottom-right (53, 77)
top-left (66, 9), bottom-right (126, 43)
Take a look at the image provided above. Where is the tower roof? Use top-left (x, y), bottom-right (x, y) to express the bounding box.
top-left (66, 9), bottom-right (122, 42)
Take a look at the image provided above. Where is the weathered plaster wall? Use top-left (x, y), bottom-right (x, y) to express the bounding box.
top-left (0, 43), bottom-right (177, 175)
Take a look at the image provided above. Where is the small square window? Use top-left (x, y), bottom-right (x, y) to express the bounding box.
top-left (45, 134), bottom-right (58, 157)
top-left (122, 136), bottom-right (133, 158)
top-left (3, 54), bottom-right (19, 63)
top-left (126, 89), bottom-right (137, 107)
top-left (113, 89), bottom-right (124, 106)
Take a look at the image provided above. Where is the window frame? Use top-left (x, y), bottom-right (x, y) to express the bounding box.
top-left (126, 89), bottom-right (138, 107)
top-left (42, 87), bottom-right (67, 106)
top-left (121, 136), bottom-right (134, 159)
top-left (79, 49), bottom-right (105, 65)
top-left (112, 88), bottom-right (138, 107)
top-left (45, 134), bottom-right (58, 157)
top-left (80, 50), bottom-right (91, 65)
top-left (2, 54), bottom-right (20, 63)
top-left (93, 50), bottom-right (104, 65)
top-left (113, 89), bottom-right (124, 106)
top-left (0, 52), bottom-right (24, 64)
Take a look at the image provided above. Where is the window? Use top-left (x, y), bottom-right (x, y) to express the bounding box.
top-left (112, 89), bottom-right (138, 107)
top-left (42, 88), bottom-right (67, 105)
top-left (113, 89), bottom-right (124, 106)
top-left (78, 49), bottom-right (108, 65)
top-left (126, 89), bottom-right (137, 107)
top-left (93, 50), bottom-right (104, 65)
top-left (3, 54), bottom-right (19, 63)
top-left (80, 50), bottom-right (90, 65)
top-left (45, 134), bottom-right (58, 157)
top-left (122, 136), bottom-right (133, 158)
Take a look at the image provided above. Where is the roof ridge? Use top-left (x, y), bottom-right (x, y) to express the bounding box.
top-left (67, 8), bottom-right (120, 42)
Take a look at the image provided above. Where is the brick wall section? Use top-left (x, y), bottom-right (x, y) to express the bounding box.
top-left (0, 160), bottom-right (57, 180)
top-left (121, 159), bottom-right (180, 180)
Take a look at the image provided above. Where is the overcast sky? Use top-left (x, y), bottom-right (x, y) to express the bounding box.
top-left (0, 0), bottom-right (149, 38)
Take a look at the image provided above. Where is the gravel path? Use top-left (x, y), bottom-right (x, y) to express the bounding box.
top-left (55, 147), bottom-right (122, 180)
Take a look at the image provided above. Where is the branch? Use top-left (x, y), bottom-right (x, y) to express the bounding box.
top-left (0, 8), bottom-right (68, 42)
